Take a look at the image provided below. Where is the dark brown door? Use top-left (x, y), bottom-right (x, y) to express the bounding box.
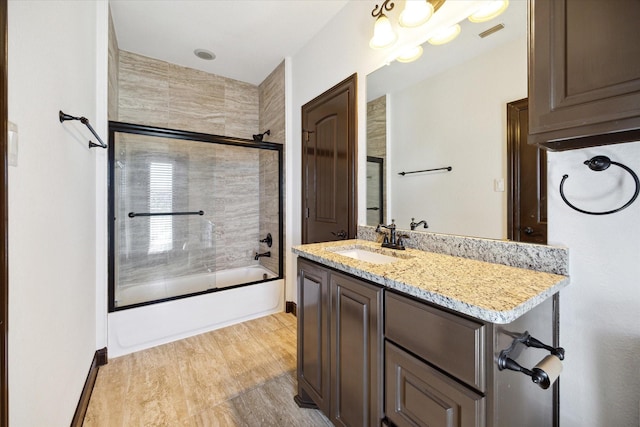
top-left (302, 75), bottom-right (357, 244)
top-left (1, 1), bottom-right (8, 425)
top-left (508, 98), bottom-right (547, 244)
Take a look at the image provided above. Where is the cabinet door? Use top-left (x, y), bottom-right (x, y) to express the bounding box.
top-left (529, 0), bottom-right (640, 150)
top-left (385, 342), bottom-right (485, 427)
top-left (297, 258), bottom-right (330, 414)
top-left (330, 272), bottom-right (383, 427)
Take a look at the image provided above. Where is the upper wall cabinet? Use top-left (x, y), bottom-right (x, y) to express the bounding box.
top-left (528, 0), bottom-right (640, 151)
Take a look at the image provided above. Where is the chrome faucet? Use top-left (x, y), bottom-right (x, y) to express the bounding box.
top-left (376, 219), bottom-right (405, 250)
top-left (410, 218), bottom-right (429, 230)
top-left (254, 251), bottom-right (271, 260)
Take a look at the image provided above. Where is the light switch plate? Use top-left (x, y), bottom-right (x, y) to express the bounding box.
top-left (8, 121), bottom-right (18, 166)
top-left (494, 178), bottom-right (505, 192)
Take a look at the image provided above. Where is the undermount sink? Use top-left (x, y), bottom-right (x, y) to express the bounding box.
top-left (332, 247), bottom-right (404, 265)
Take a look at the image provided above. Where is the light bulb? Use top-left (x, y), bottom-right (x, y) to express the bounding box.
top-left (428, 24), bottom-right (461, 45)
top-left (396, 45), bottom-right (424, 63)
top-left (370, 15), bottom-right (397, 49)
top-left (468, 0), bottom-right (509, 23)
top-left (399, 1), bottom-right (434, 28)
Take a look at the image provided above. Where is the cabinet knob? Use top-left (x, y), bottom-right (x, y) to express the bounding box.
top-left (524, 227), bottom-right (534, 235)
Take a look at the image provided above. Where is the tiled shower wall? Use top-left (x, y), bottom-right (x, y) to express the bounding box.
top-left (258, 62), bottom-right (285, 275)
top-left (109, 25), bottom-right (285, 283)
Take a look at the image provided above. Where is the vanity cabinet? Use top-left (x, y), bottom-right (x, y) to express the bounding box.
top-left (384, 291), bottom-right (559, 427)
top-left (528, 0), bottom-right (640, 150)
top-left (296, 258), bottom-right (331, 414)
top-left (385, 341), bottom-right (485, 427)
top-left (330, 271), bottom-right (383, 427)
top-left (297, 257), bottom-right (559, 427)
top-left (384, 292), bottom-right (486, 427)
top-left (296, 258), bottom-right (383, 426)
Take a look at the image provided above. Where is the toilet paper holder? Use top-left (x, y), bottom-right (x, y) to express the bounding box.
top-left (497, 331), bottom-right (565, 389)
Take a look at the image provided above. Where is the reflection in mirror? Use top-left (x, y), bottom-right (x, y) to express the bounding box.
top-left (366, 0), bottom-right (527, 240)
top-left (367, 156), bottom-right (384, 225)
top-left (367, 95), bottom-right (388, 225)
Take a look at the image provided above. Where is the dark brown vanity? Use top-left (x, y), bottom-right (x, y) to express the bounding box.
top-left (294, 242), bottom-right (567, 427)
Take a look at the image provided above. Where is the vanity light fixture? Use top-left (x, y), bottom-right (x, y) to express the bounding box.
top-left (370, 0), bottom-right (449, 49)
top-left (396, 45), bottom-right (424, 63)
top-left (427, 23), bottom-right (461, 45)
top-left (468, 0), bottom-right (509, 23)
top-left (370, 0), bottom-right (398, 49)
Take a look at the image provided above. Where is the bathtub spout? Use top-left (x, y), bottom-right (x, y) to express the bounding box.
top-left (254, 251), bottom-right (271, 260)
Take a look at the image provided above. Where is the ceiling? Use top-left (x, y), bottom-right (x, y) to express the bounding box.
top-left (109, 0), bottom-right (350, 86)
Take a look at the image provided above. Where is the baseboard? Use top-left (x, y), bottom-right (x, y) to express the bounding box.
top-left (70, 347), bottom-right (107, 427)
top-left (285, 301), bottom-right (297, 316)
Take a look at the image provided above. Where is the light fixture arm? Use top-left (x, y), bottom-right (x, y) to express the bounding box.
top-left (372, 0), bottom-right (395, 18)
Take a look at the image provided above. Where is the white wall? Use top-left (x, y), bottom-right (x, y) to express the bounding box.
top-left (390, 36), bottom-right (526, 238)
top-left (288, 0), bottom-right (389, 300)
top-left (548, 142), bottom-right (640, 427)
top-left (290, 3), bottom-right (640, 426)
top-left (8, 1), bottom-right (106, 425)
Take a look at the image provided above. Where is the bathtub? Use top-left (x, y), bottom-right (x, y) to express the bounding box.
top-left (108, 265), bottom-right (284, 357)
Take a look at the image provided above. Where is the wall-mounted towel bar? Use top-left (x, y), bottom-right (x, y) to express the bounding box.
top-left (559, 155), bottom-right (639, 215)
top-left (128, 210), bottom-right (204, 218)
top-left (398, 166), bottom-right (452, 176)
top-left (59, 110), bottom-right (107, 149)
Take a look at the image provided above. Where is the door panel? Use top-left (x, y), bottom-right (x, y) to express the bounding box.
top-left (302, 74), bottom-right (357, 244)
top-left (315, 115), bottom-right (339, 222)
top-left (330, 272), bottom-right (382, 427)
top-left (297, 259), bottom-right (331, 413)
top-left (385, 342), bottom-right (485, 427)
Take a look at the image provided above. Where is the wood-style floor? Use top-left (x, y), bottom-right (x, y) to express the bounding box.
top-left (83, 312), bottom-right (331, 426)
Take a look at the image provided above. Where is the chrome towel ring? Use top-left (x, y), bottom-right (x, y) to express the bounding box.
top-left (559, 156), bottom-right (639, 215)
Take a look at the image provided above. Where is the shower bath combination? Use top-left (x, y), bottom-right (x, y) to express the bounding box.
top-left (107, 122), bottom-right (284, 356)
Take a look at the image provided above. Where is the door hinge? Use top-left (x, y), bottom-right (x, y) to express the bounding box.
top-left (305, 207), bottom-right (309, 218)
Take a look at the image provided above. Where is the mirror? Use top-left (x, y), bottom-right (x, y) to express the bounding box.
top-left (366, 0), bottom-right (527, 240)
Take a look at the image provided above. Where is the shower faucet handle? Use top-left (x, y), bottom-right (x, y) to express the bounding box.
top-left (259, 233), bottom-right (273, 247)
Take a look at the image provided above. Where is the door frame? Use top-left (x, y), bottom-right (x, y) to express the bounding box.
top-left (507, 98), bottom-right (528, 240)
top-left (1, 0), bottom-right (8, 425)
top-left (507, 97), bottom-right (547, 244)
top-left (301, 74), bottom-right (357, 243)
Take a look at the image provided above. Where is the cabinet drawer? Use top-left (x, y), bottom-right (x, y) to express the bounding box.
top-left (385, 292), bottom-right (486, 391)
top-left (385, 342), bottom-right (485, 427)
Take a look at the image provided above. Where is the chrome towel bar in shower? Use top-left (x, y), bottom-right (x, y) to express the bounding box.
top-left (59, 110), bottom-right (107, 149)
top-left (559, 155), bottom-right (639, 215)
top-left (128, 210), bottom-right (204, 218)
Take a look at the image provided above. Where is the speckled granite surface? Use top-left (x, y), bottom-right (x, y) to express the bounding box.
top-left (357, 225), bottom-right (569, 275)
top-left (293, 239), bottom-right (569, 324)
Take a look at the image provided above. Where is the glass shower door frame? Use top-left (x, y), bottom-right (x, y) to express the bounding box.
top-left (107, 121), bottom-right (284, 312)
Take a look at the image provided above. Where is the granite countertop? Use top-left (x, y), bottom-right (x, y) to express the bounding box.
top-left (293, 239), bottom-right (570, 324)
